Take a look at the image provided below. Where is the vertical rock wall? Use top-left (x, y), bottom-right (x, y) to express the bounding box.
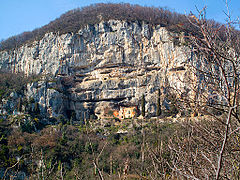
top-left (0, 20), bottom-right (193, 119)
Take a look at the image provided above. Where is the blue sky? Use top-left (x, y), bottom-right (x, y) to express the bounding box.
top-left (0, 0), bottom-right (239, 40)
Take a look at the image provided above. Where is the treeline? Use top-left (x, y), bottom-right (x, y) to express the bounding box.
top-left (0, 3), bottom-right (224, 51)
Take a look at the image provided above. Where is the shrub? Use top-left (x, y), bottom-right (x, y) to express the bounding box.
top-left (141, 94), bottom-right (145, 117)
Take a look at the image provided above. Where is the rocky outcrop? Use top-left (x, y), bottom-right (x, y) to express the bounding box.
top-left (0, 20), bottom-right (193, 120)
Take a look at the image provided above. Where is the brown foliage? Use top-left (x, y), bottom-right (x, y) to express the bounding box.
top-left (32, 127), bottom-right (60, 149)
top-left (0, 3), bottom-right (228, 51)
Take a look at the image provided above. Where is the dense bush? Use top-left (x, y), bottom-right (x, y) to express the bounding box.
top-left (0, 117), bottom-right (183, 179)
top-left (0, 70), bottom-right (39, 99)
top-left (0, 71), bottom-right (27, 99)
top-left (2, 112), bottom-right (239, 179)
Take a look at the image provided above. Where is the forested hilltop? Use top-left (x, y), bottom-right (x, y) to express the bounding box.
top-left (0, 3), bottom-right (226, 51)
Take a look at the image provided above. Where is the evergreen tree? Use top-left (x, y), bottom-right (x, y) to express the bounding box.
top-left (141, 94), bottom-right (145, 117)
top-left (156, 89), bottom-right (161, 116)
top-left (17, 98), bottom-right (22, 112)
top-left (34, 102), bottom-right (40, 115)
top-left (70, 111), bottom-right (76, 125)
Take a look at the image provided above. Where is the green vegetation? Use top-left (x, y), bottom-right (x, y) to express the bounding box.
top-left (0, 70), bottom-right (40, 100)
top-left (17, 97), bottom-right (22, 112)
top-left (156, 89), bottom-right (161, 116)
top-left (0, 115), bottom-right (184, 179)
top-left (141, 94), bottom-right (145, 117)
top-left (0, 2), bottom-right (239, 179)
top-left (33, 102), bottom-right (40, 116)
top-left (2, 114), bottom-right (237, 179)
top-left (0, 71), bottom-right (27, 99)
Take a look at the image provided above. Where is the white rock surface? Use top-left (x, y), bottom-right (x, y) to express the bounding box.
top-left (0, 20), bottom-right (193, 120)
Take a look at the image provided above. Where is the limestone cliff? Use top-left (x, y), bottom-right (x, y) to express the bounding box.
top-left (0, 20), bottom-right (192, 120)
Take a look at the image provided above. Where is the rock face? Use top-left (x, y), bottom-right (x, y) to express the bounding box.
top-left (0, 20), bottom-right (192, 120)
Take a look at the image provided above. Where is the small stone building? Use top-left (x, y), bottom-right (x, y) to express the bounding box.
top-left (115, 106), bottom-right (138, 120)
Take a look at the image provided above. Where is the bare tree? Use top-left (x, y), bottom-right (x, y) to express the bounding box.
top-left (166, 4), bottom-right (240, 179)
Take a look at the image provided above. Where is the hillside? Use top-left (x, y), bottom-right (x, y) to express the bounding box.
top-left (0, 3), bottom-right (239, 180)
top-left (0, 3), bottom-right (207, 51)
